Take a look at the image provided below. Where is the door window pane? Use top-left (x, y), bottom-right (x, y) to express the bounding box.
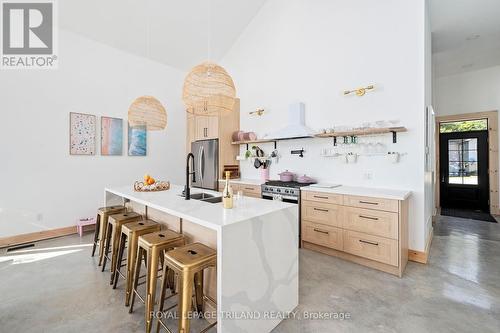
top-left (463, 162), bottom-right (478, 185)
top-left (463, 150), bottom-right (477, 162)
top-left (449, 150), bottom-right (462, 162)
top-left (440, 119), bottom-right (487, 133)
top-left (448, 140), bottom-right (461, 151)
top-left (447, 138), bottom-right (479, 185)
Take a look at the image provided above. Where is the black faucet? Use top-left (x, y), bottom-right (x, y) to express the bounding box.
top-left (185, 153), bottom-right (196, 200)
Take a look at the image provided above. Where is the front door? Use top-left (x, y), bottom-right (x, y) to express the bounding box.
top-left (440, 130), bottom-right (489, 212)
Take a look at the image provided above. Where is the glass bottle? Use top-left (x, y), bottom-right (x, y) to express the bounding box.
top-left (223, 171), bottom-right (233, 209)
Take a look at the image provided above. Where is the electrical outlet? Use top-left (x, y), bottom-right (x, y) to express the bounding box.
top-left (37, 213), bottom-right (43, 221)
top-left (364, 172), bottom-right (373, 180)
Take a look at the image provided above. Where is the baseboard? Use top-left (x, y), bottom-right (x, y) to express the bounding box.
top-left (0, 226), bottom-right (77, 249)
top-left (408, 228), bottom-right (433, 264)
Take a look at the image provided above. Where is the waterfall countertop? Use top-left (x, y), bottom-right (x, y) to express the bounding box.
top-left (105, 184), bottom-right (299, 333)
top-left (105, 184), bottom-right (296, 231)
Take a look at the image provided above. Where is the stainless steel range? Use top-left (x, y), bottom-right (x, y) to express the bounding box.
top-left (261, 180), bottom-right (314, 203)
top-left (261, 180), bottom-right (315, 247)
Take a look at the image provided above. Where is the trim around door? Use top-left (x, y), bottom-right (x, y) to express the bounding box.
top-left (435, 111), bottom-right (499, 215)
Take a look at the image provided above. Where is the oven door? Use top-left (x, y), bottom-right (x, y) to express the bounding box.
top-left (261, 193), bottom-right (298, 204)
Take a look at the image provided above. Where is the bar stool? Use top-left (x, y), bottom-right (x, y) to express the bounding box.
top-left (129, 230), bottom-right (185, 333)
top-left (156, 242), bottom-right (217, 333)
top-left (101, 211), bottom-right (142, 284)
top-left (91, 205), bottom-right (126, 265)
top-left (113, 219), bottom-right (161, 305)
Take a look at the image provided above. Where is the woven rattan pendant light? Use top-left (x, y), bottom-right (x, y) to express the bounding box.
top-left (183, 62), bottom-right (236, 115)
top-left (128, 96), bottom-right (167, 131)
top-left (182, 0), bottom-right (236, 115)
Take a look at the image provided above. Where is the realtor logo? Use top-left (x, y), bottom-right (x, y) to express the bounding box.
top-left (1, 0), bottom-right (57, 69)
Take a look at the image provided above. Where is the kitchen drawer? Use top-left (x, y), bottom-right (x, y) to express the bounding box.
top-left (343, 230), bottom-right (398, 266)
top-left (343, 207), bottom-right (398, 239)
top-left (302, 221), bottom-right (343, 251)
top-left (301, 201), bottom-right (342, 227)
top-left (302, 191), bottom-right (343, 205)
top-left (238, 183), bottom-right (261, 197)
top-left (343, 195), bottom-right (399, 213)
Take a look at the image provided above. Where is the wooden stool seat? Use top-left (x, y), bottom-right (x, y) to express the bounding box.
top-left (113, 220), bottom-right (161, 306)
top-left (101, 212), bottom-right (143, 284)
top-left (157, 243), bottom-right (217, 333)
top-left (129, 230), bottom-right (185, 333)
top-left (91, 205), bottom-right (126, 265)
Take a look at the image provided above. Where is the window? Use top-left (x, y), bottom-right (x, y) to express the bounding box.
top-left (440, 119), bottom-right (487, 133)
top-left (448, 138), bottom-right (478, 185)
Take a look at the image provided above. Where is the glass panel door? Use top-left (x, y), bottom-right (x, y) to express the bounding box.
top-left (447, 138), bottom-right (478, 185)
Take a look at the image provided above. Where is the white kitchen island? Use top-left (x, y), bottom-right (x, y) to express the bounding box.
top-left (105, 185), bottom-right (299, 333)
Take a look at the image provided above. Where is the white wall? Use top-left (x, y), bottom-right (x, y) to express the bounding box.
top-left (222, 0), bottom-right (427, 250)
top-left (424, 0), bottom-right (435, 247)
top-left (0, 30), bottom-right (186, 238)
top-left (434, 65), bottom-right (500, 207)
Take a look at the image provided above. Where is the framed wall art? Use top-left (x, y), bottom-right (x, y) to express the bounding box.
top-left (69, 112), bottom-right (96, 155)
top-left (101, 117), bottom-right (123, 155)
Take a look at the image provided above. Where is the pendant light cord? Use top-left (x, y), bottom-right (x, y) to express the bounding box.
top-left (207, 0), bottom-right (211, 62)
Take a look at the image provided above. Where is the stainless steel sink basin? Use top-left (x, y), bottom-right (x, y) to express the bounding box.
top-left (189, 193), bottom-right (215, 200)
top-left (200, 196), bottom-right (223, 204)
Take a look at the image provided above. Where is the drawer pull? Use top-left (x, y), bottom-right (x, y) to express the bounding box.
top-left (359, 239), bottom-right (379, 246)
top-left (313, 228), bottom-right (329, 235)
top-left (359, 215), bottom-right (379, 221)
top-left (313, 208), bottom-right (329, 212)
top-left (244, 187), bottom-right (254, 190)
top-left (313, 195), bottom-right (329, 199)
top-left (359, 201), bottom-right (379, 205)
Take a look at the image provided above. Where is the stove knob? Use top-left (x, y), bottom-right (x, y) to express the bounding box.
top-left (285, 189), bottom-right (289, 194)
top-left (277, 189), bottom-right (281, 193)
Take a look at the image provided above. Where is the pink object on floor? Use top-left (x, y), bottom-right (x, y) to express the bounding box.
top-left (76, 217), bottom-right (96, 237)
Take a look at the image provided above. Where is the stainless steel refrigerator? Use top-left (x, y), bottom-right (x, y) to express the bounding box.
top-left (191, 139), bottom-right (219, 191)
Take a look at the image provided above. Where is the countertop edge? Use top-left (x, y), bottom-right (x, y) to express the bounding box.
top-left (301, 186), bottom-right (412, 201)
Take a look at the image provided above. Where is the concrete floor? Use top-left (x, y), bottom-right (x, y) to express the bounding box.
top-left (1, 215), bottom-right (499, 332)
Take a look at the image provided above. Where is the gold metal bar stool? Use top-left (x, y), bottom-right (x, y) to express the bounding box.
top-left (113, 219), bottom-right (161, 306)
top-left (91, 205), bottom-right (126, 265)
top-left (101, 211), bottom-right (142, 284)
top-left (156, 242), bottom-right (217, 333)
top-left (129, 230), bottom-right (185, 333)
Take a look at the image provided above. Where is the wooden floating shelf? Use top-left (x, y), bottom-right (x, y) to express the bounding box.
top-left (231, 139), bottom-right (277, 145)
top-left (231, 127), bottom-right (408, 148)
top-left (314, 127), bottom-right (407, 138)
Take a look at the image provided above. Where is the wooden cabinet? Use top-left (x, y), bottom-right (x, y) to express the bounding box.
top-left (186, 99), bottom-right (240, 180)
top-left (302, 221), bottom-right (343, 251)
top-left (218, 182), bottom-right (261, 198)
top-left (343, 230), bottom-right (398, 266)
top-left (343, 195), bottom-right (398, 213)
top-left (343, 207), bottom-right (398, 239)
top-left (301, 201), bottom-right (342, 227)
top-left (301, 190), bottom-right (408, 277)
top-left (195, 116), bottom-right (219, 140)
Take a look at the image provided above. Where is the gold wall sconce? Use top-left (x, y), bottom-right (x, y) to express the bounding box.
top-left (249, 108), bottom-right (265, 116)
top-left (344, 85), bottom-right (375, 97)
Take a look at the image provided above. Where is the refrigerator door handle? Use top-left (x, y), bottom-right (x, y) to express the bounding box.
top-left (199, 145), bottom-right (205, 184)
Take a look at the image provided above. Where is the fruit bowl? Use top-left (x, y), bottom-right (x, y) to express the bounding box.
top-left (134, 181), bottom-right (170, 192)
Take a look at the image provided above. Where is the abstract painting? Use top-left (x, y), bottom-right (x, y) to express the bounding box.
top-left (101, 117), bottom-right (123, 155)
top-left (70, 112), bottom-right (96, 155)
top-left (128, 123), bottom-right (147, 156)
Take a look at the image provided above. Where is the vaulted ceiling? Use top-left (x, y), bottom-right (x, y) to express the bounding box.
top-left (59, 0), bottom-right (268, 71)
top-left (430, 0), bottom-right (500, 77)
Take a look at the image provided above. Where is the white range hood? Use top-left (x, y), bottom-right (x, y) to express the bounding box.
top-left (265, 102), bottom-right (315, 140)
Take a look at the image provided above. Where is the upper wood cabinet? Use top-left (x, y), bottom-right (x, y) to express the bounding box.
top-left (186, 99), bottom-right (240, 179)
top-left (195, 116), bottom-right (219, 141)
